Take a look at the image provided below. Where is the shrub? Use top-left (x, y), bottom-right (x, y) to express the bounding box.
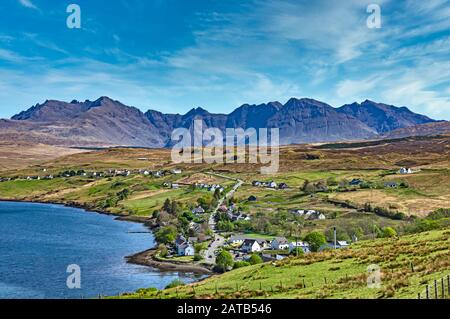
top-left (233, 261), bottom-right (251, 269)
top-left (193, 254), bottom-right (203, 261)
top-left (382, 227), bottom-right (397, 238)
top-left (249, 254), bottom-right (263, 265)
top-left (428, 208), bottom-right (450, 220)
top-left (290, 247), bottom-right (305, 257)
top-left (165, 279), bottom-right (185, 289)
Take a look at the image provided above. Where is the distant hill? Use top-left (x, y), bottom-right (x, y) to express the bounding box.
top-left (382, 121), bottom-right (450, 139)
top-left (337, 100), bottom-right (434, 133)
top-left (0, 96), bottom-right (443, 148)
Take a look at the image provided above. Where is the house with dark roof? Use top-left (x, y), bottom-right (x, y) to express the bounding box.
top-left (271, 237), bottom-right (289, 250)
top-left (241, 239), bottom-right (262, 253)
top-left (350, 178), bottom-right (363, 186)
top-left (192, 206), bottom-right (205, 214)
top-left (384, 181), bottom-right (398, 188)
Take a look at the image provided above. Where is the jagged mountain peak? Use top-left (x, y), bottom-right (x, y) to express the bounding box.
top-left (184, 107), bottom-right (211, 117)
top-left (338, 100), bottom-right (435, 134)
top-left (6, 96), bottom-right (442, 147)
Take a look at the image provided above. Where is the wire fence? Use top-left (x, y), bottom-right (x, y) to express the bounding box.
top-left (417, 275), bottom-right (450, 299)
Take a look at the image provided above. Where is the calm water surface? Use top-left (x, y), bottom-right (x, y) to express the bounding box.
top-left (0, 201), bottom-right (199, 299)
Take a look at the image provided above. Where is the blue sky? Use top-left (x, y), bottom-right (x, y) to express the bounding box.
top-left (0, 0), bottom-right (449, 119)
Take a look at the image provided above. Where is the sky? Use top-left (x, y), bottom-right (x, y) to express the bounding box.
top-left (0, 0), bottom-right (449, 119)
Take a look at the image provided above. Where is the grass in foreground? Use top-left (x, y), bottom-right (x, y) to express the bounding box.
top-left (117, 228), bottom-right (450, 299)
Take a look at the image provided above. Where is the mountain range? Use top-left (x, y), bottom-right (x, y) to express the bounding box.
top-left (0, 96), bottom-right (447, 148)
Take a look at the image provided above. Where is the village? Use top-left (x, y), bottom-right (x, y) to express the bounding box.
top-left (0, 163), bottom-right (419, 272)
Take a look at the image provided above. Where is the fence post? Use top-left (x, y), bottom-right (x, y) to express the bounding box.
top-left (434, 280), bottom-right (438, 299)
top-left (448, 275), bottom-right (450, 295)
top-left (442, 278), bottom-right (445, 299)
top-left (303, 279), bottom-right (306, 288)
top-left (324, 277), bottom-right (327, 285)
top-left (426, 285), bottom-right (429, 299)
top-left (259, 282), bottom-right (262, 291)
top-left (418, 292), bottom-right (420, 299)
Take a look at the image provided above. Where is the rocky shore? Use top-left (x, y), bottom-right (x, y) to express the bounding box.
top-left (126, 249), bottom-right (213, 275)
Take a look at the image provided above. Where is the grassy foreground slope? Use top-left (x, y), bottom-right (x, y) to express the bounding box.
top-left (119, 228), bottom-right (450, 299)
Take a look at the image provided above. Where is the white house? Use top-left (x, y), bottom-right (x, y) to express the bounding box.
top-left (337, 241), bottom-right (350, 248)
top-left (300, 210), bottom-right (326, 220)
top-left (289, 241), bottom-right (310, 254)
top-left (177, 243), bottom-right (195, 256)
top-left (399, 167), bottom-right (413, 174)
top-left (171, 169), bottom-right (182, 174)
top-left (320, 240), bottom-right (350, 251)
top-left (268, 181), bottom-right (277, 188)
top-left (242, 239), bottom-right (262, 253)
top-left (271, 237), bottom-right (289, 250)
top-left (292, 209), bottom-right (305, 216)
top-left (175, 235), bottom-right (195, 256)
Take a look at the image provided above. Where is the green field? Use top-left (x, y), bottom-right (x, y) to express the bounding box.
top-left (118, 227), bottom-right (450, 299)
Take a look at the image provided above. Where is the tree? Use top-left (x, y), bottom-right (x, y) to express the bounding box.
top-left (170, 200), bottom-right (178, 215)
top-left (215, 250), bottom-right (234, 272)
top-left (373, 225), bottom-right (383, 238)
top-left (155, 225), bottom-right (177, 244)
top-left (303, 231), bottom-right (327, 252)
top-left (248, 254), bottom-right (263, 265)
top-left (325, 227), bottom-right (350, 242)
top-left (157, 244), bottom-right (168, 258)
top-left (382, 227), bottom-right (397, 238)
top-left (217, 220), bottom-right (234, 232)
top-left (214, 188), bottom-right (221, 200)
top-left (163, 198), bottom-right (171, 213)
top-left (194, 243), bottom-right (206, 254)
top-left (290, 247), bottom-right (305, 257)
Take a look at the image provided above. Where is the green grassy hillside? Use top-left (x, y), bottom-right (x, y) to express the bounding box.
top-left (118, 227), bottom-right (450, 299)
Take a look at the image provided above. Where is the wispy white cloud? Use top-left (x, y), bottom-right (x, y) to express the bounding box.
top-left (1, 0), bottom-right (449, 120)
top-left (18, 0), bottom-right (38, 10)
top-left (0, 49), bottom-right (42, 63)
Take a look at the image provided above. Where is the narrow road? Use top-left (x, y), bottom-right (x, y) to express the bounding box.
top-left (204, 174), bottom-right (243, 264)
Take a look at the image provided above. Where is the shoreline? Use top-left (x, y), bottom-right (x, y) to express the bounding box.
top-left (0, 198), bottom-right (213, 277)
top-left (126, 249), bottom-right (212, 275)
